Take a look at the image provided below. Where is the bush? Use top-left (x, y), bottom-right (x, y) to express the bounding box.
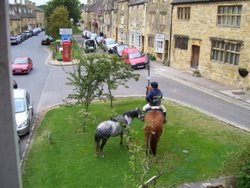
top-left (147, 53), bottom-right (156, 61)
top-left (236, 145), bottom-right (250, 188)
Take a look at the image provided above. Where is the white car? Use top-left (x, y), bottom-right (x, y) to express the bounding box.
top-left (103, 38), bottom-right (118, 53)
top-left (89, 32), bottom-right (97, 39)
top-left (14, 88), bottom-right (33, 136)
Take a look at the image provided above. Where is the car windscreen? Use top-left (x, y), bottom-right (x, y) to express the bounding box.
top-left (14, 58), bottom-right (27, 64)
top-left (14, 98), bottom-right (26, 113)
top-left (128, 52), bottom-right (142, 59)
top-left (106, 40), bottom-right (116, 45)
top-left (117, 46), bottom-right (127, 52)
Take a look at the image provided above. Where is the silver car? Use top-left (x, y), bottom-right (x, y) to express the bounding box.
top-left (13, 89), bottom-right (33, 136)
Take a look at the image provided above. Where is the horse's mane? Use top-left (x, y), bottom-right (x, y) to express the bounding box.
top-left (123, 108), bottom-right (140, 118)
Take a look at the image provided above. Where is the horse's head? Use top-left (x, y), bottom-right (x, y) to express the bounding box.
top-left (123, 108), bottom-right (142, 120)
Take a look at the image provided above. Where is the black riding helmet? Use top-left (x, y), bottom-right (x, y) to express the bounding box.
top-left (150, 82), bottom-right (158, 89)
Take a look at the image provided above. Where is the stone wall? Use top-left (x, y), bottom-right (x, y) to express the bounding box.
top-left (171, 1), bottom-right (250, 90)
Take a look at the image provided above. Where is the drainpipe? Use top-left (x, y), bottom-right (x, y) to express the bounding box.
top-left (169, 3), bottom-right (174, 66)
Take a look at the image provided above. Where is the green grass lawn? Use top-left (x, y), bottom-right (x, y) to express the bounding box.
top-left (22, 98), bottom-right (250, 187)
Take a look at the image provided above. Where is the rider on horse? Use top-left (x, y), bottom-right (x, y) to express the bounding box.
top-left (142, 81), bottom-right (167, 123)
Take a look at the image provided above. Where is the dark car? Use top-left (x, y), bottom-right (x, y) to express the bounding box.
top-left (113, 44), bottom-right (128, 57)
top-left (41, 36), bottom-right (51, 45)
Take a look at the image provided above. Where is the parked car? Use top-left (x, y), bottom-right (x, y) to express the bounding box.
top-left (13, 88), bottom-right (33, 136)
top-left (41, 36), bottom-right (51, 45)
top-left (20, 32), bottom-right (28, 41)
top-left (96, 36), bottom-right (104, 46)
top-left (89, 32), bottom-right (97, 40)
top-left (12, 57), bottom-right (33, 74)
top-left (10, 36), bottom-right (21, 45)
top-left (102, 38), bottom-right (118, 53)
top-left (113, 44), bottom-right (128, 57)
top-left (22, 30), bottom-right (32, 38)
top-left (82, 30), bottom-right (91, 38)
top-left (121, 47), bottom-right (147, 69)
top-left (83, 39), bottom-right (97, 53)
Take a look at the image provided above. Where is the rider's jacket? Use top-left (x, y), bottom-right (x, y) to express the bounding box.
top-left (146, 89), bottom-right (163, 106)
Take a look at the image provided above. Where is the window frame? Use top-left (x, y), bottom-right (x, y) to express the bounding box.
top-left (217, 5), bottom-right (242, 27)
top-left (148, 35), bottom-right (155, 48)
top-left (177, 7), bottom-right (190, 20)
top-left (174, 35), bottom-right (189, 50)
top-left (210, 38), bottom-right (242, 65)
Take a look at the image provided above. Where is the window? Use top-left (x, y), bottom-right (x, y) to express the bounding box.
top-left (177, 7), bottom-right (190, 20)
top-left (131, 33), bottom-right (142, 48)
top-left (148, 35), bottom-right (154, 48)
top-left (174, 35), bottom-right (189, 50)
top-left (156, 40), bottom-right (163, 53)
top-left (217, 5), bottom-right (242, 27)
top-left (211, 39), bottom-right (241, 65)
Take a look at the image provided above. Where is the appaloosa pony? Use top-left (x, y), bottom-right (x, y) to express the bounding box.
top-left (144, 86), bottom-right (165, 156)
top-left (95, 108), bottom-right (141, 158)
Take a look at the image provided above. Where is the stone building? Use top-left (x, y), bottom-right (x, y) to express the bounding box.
top-left (145, 0), bottom-right (172, 62)
top-left (35, 7), bottom-right (44, 28)
top-left (86, 0), bottom-right (107, 34)
top-left (171, 0), bottom-right (250, 90)
top-left (128, 0), bottom-right (147, 52)
top-left (9, 0), bottom-right (44, 36)
top-left (116, 0), bottom-right (129, 44)
top-left (103, 0), bottom-right (118, 38)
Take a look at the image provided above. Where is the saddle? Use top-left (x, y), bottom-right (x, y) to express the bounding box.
top-left (145, 106), bottom-right (162, 113)
top-left (143, 106), bottom-right (165, 121)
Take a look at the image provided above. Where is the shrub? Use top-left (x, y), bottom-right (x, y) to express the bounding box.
top-left (236, 145), bottom-right (250, 188)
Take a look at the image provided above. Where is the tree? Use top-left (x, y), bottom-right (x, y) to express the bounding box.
top-left (66, 54), bottom-right (140, 109)
top-left (46, 6), bottom-right (71, 39)
top-left (99, 54), bottom-right (140, 107)
top-left (65, 53), bottom-right (139, 130)
top-left (44, 0), bottom-right (81, 25)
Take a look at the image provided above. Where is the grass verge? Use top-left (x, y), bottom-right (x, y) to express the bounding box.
top-left (22, 98), bottom-right (250, 187)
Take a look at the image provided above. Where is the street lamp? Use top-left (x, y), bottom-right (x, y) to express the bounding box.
top-left (70, 18), bottom-right (74, 25)
top-left (146, 53), bottom-right (151, 86)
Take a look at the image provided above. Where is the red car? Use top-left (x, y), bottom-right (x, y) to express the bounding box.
top-left (12, 57), bottom-right (33, 74)
top-left (121, 47), bottom-right (147, 69)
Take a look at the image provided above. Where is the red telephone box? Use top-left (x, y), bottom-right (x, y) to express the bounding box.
top-left (62, 41), bottom-right (71, 62)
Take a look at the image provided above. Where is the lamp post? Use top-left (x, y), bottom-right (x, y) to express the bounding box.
top-left (147, 53), bottom-right (151, 86)
top-left (70, 18), bottom-right (74, 42)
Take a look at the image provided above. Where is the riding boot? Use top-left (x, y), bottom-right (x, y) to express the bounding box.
top-left (163, 112), bottom-right (167, 123)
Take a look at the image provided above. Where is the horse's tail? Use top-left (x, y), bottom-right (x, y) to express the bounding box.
top-left (150, 132), bottom-right (157, 156)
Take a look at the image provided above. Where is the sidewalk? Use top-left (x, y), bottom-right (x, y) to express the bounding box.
top-left (151, 61), bottom-right (250, 109)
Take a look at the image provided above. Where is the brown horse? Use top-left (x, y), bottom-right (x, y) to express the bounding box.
top-left (144, 86), bottom-right (165, 156)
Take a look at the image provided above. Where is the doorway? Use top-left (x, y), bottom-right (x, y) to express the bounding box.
top-left (191, 45), bottom-right (200, 69)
